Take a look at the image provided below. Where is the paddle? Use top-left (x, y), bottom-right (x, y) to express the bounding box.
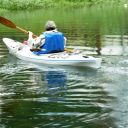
top-left (0, 16), bottom-right (37, 37)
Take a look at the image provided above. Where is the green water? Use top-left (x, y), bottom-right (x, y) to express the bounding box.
top-left (0, 6), bottom-right (128, 128)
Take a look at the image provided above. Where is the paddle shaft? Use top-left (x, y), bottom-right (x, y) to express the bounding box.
top-left (16, 26), bottom-right (28, 34)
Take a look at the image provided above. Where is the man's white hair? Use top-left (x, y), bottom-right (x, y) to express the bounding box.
top-left (45, 21), bottom-right (56, 30)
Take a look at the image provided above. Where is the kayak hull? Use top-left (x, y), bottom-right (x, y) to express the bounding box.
top-left (2, 38), bottom-right (102, 69)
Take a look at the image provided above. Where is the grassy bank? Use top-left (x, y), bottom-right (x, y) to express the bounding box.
top-left (0, 0), bottom-right (127, 10)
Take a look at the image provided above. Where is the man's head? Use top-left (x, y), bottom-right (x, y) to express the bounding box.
top-left (45, 21), bottom-right (56, 31)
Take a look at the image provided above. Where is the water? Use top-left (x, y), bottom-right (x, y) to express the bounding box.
top-left (0, 6), bottom-right (128, 128)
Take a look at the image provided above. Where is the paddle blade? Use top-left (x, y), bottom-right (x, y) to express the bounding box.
top-left (0, 16), bottom-right (16, 28)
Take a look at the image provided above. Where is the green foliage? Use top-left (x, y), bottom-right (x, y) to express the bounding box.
top-left (0, 0), bottom-right (127, 10)
top-left (0, 0), bottom-right (56, 10)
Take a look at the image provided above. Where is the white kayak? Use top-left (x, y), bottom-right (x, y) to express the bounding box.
top-left (2, 38), bottom-right (102, 69)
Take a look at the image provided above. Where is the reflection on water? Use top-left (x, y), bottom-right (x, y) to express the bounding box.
top-left (101, 56), bottom-right (128, 128)
top-left (0, 54), bottom-right (128, 128)
top-left (0, 56), bottom-right (117, 128)
top-left (0, 6), bottom-right (128, 128)
top-left (101, 35), bottom-right (128, 55)
top-left (0, 44), bottom-right (128, 128)
top-left (0, 6), bottom-right (128, 55)
top-left (44, 70), bottom-right (67, 102)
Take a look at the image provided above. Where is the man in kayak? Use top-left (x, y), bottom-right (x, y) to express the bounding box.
top-left (26, 20), bottom-right (66, 55)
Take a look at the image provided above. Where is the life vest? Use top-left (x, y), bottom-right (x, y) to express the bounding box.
top-left (33, 32), bottom-right (64, 55)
